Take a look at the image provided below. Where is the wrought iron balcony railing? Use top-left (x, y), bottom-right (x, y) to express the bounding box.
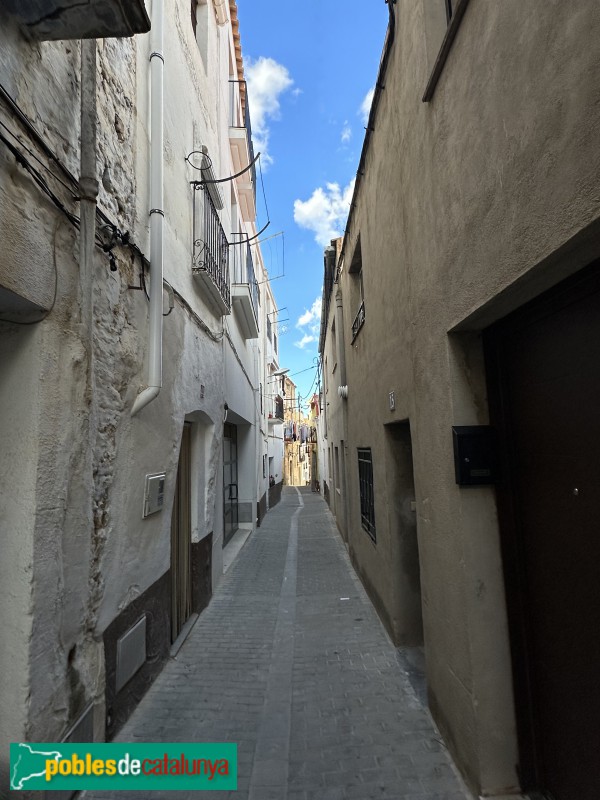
top-left (351, 300), bottom-right (365, 341)
top-left (192, 184), bottom-right (230, 310)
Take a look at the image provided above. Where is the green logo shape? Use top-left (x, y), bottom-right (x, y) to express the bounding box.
top-left (10, 742), bottom-right (237, 791)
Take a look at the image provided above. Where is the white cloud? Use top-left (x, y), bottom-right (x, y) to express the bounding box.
top-left (293, 178), bottom-right (355, 247)
top-left (297, 296), bottom-right (322, 329)
top-left (294, 334), bottom-right (316, 350)
top-left (245, 56), bottom-right (294, 168)
top-left (294, 295), bottom-right (322, 349)
top-left (341, 122), bottom-right (352, 144)
top-left (360, 86), bottom-right (375, 126)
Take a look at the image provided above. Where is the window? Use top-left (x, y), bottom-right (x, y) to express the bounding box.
top-left (422, 0), bottom-right (471, 102)
top-left (331, 320), bottom-right (337, 371)
top-left (351, 267), bottom-right (365, 341)
top-left (349, 236), bottom-right (365, 341)
top-left (357, 448), bottom-right (376, 542)
top-left (329, 446), bottom-right (334, 490)
top-left (191, 0), bottom-right (208, 71)
top-left (334, 447), bottom-right (340, 491)
top-left (190, 0), bottom-right (197, 36)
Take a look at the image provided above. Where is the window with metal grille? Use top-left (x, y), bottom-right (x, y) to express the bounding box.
top-left (357, 448), bottom-right (376, 542)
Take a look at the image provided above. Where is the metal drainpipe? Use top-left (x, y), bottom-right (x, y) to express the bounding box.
top-left (131, 0), bottom-right (164, 416)
top-left (335, 285), bottom-right (350, 542)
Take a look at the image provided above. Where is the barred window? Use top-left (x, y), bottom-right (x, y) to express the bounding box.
top-left (357, 448), bottom-right (376, 542)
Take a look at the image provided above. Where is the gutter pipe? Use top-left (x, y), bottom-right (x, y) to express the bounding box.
top-left (132, 0), bottom-right (164, 416)
top-left (338, 0), bottom-right (396, 270)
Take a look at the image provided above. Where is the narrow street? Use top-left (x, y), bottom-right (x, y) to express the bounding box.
top-left (84, 489), bottom-right (469, 800)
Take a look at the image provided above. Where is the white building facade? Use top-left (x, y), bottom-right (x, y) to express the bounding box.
top-left (0, 0), bottom-right (283, 793)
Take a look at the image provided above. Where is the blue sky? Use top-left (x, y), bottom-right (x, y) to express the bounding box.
top-left (236, 0), bottom-right (389, 410)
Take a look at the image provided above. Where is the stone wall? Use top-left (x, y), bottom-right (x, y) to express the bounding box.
top-left (0, 1), bottom-right (268, 794)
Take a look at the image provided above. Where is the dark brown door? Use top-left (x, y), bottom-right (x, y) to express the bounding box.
top-left (171, 423), bottom-right (192, 642)
top-left (223, 422), bottom-right (239, 546)
top-left (486, 266), bottom-right (600, 800)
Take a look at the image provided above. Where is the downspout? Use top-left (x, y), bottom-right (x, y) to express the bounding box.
top-left (338, 0), bottom-right (396, 269)
top-left (132, 0), bottom-right (164, 416)
top-left (335, 284), bottom-right (350, 542)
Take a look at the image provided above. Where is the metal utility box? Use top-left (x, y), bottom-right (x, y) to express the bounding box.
top-left (452, 426), bottom-right (498, 486)
top-left (143, 472), bottom-right (165, 518)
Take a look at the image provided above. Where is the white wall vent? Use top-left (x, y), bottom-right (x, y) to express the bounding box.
top-left (116, 615), bottom-right (147, 693)
top-left (143, 472), bottom-right (165, 518)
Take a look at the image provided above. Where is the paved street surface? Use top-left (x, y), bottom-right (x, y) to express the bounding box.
top-left (84, 488), bottom-right (471, 800)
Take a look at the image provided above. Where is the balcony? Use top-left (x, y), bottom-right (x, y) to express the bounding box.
top-left (229, 80), bottom-right (256, 222)
top-left (231, 241), bottom-right (259, 339)
top-left (266, 318), bottom-right (279, 368)
top-left (351, 300), bottom-right (365, 342)
top-left (2, 0), bottom-right (150, 39)
top-left (192, 185), bottom-right (230, 315)
top-left (268, 396), bottom-right (284, 424)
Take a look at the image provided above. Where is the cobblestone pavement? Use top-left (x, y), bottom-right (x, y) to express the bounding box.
top-left (84, 488), bottom-right (471, 800)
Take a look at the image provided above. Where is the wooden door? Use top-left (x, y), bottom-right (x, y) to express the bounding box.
top-left (223, 423), bottom-right (238, 546)
top-left (486, 265), bottom-right (600, 800)
top-left (171, 423), bottom-right (192, 642)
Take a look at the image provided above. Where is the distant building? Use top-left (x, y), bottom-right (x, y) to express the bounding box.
top-left (282, 377), bottom-right (316, 487)
top-left (319, 2), bottom-right (600, 799)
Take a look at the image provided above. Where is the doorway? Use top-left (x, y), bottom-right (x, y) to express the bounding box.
top-left (485, 263), bottom-right (600, 800)
top-left (384, 420), bottom-right (424, 648)
top-left (171, 422), bottom-right (192, 642)
top-left (223, 422), bottom-right (238, 546)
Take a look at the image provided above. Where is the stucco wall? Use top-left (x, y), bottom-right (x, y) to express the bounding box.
top-left (332, 0), bottom-right (600, 795)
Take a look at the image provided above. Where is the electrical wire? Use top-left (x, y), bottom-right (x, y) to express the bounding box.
top-left (0, 119), bottom-right (80, 199)
top-left (3, 218), bottom-right (62, 325)
top-left (0, 92), bottom-right (279, 343)
top-left (0, 130), bottom-right (80, 229)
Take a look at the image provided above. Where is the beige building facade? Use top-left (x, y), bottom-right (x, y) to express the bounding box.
top-left (320, 2), bottom-right (600, 799)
